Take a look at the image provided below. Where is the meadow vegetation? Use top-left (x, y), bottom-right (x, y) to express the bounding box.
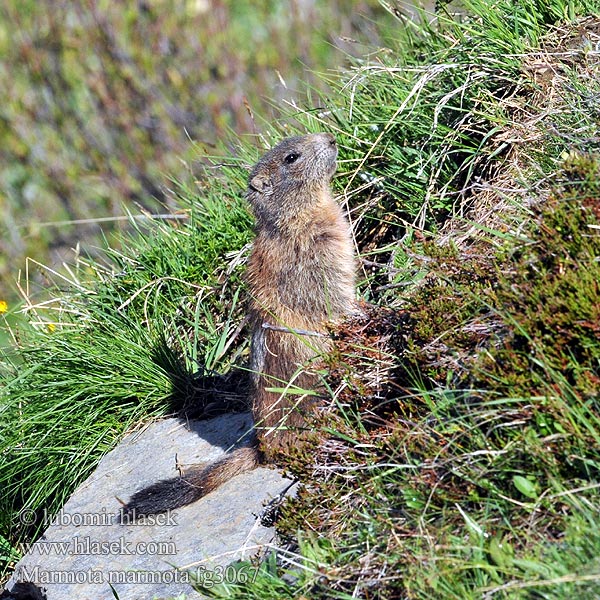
top-left (1, 0), bottom-right (600, 598)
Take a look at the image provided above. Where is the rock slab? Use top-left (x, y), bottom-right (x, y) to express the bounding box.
top-left (7, 413), bottom-right (291, 600)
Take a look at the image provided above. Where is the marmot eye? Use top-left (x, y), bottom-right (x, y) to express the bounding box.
top-left (284, 152), bottom-right (300, 164)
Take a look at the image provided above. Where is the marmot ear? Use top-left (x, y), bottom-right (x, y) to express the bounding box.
top-left (249, 175), bottom-right (273, 195)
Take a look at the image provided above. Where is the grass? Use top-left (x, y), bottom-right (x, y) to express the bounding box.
top-left (1, 0), bottom-right (600, 598)
top-left (0, 182), bottom-right (253, 575)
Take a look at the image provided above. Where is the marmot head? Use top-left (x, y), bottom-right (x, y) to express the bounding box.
top-left (246, 133), bottom-right (338, 228)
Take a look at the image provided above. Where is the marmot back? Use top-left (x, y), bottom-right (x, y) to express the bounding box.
top-left (123, 133), bottom-right (356, 516)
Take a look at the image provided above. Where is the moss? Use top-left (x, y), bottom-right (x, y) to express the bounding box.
top-left (478, 153), bottom-right (600, 400)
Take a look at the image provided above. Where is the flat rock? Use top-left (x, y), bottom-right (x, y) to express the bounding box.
top-left (7, 413), bottom-right (291, 600)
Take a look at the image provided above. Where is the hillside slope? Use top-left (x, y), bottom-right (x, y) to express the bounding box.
top-left (1, 1), bottom-right (599, 598)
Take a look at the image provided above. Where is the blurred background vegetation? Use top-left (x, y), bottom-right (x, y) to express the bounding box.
top-left (0, 0), bottom-right (397, 310)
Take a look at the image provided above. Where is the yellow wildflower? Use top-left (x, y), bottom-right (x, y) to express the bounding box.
top-left (0, 300), bottom-right (7, 314)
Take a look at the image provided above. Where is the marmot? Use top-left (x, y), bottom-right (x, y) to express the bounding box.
top-left (124, 133), bottom-right (356, 515)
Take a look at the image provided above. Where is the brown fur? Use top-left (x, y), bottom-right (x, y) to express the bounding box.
top-left (123, 133), bottom-right (355, 516)
top-left (246, 133), bottom-right (356, 457)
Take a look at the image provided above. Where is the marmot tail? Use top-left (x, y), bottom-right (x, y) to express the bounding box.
top-left (122, 445), bottom-right (260, 517)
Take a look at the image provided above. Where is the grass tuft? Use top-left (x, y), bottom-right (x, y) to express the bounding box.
top-left (0, 176), bottom-right (252, 572)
